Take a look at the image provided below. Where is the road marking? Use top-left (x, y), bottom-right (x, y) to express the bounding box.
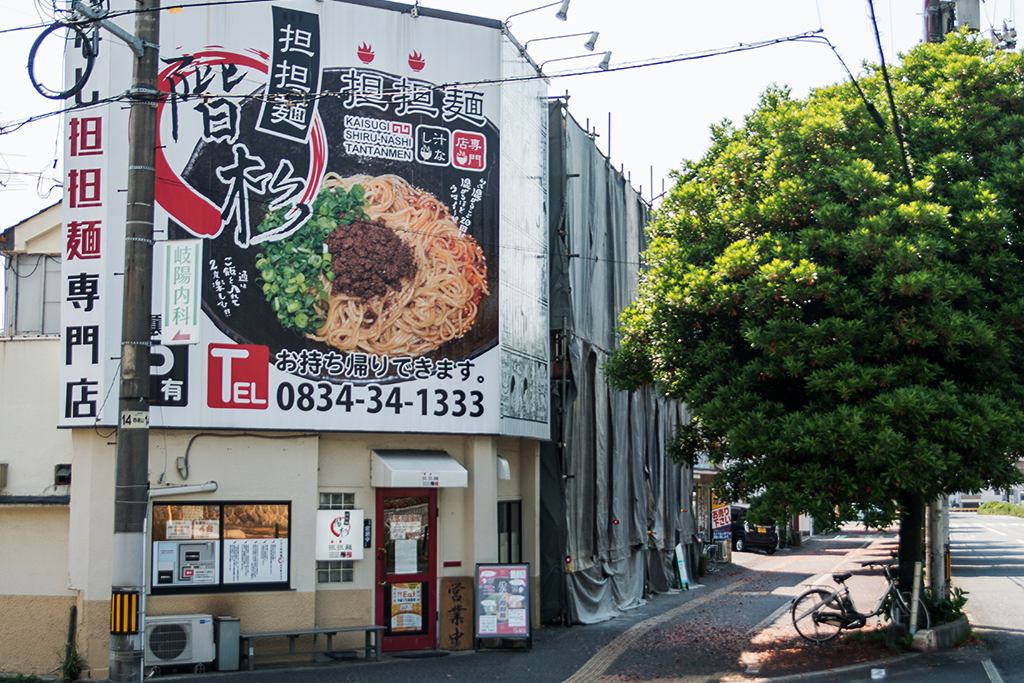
top-left (982, 657), bottom-right (1005, 683)
top-left (980, 525), bottom-right (1008, 536)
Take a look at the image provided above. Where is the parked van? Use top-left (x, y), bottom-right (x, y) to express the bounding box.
top-left (730, 505), bottom-right (779, 554)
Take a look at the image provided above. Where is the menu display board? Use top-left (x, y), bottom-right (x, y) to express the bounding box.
top-left (474, 563), bottom-right (530, 649)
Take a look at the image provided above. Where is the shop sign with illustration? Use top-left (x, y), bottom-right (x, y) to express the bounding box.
top-left (315, 509), bottom-right (364, 561)
top-left (59, 1), bottom-right (504, 434)
top-left (474, 564), bottom-right (530, 646)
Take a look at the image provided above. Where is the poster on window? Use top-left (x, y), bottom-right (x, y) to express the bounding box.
top-left (224, 538), bottom-right (288, 584)
top-left (58, 0), bottom-right (549, 437)
top-left (474, 563), bottom-right (530, 641)
top-left (390, 582), bottom-right (424, 633)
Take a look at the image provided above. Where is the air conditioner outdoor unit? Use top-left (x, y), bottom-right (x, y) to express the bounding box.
top-left (144, 614), bottom-right (215, 667)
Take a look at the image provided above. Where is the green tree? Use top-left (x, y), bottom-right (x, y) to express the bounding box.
top-left (606, 34), bottom-right (1024, 585)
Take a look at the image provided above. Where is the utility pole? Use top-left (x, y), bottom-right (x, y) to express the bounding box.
top-left (925, 0), bottom-right (981, 43)
top-left (928, 496), bottom-right (950, 600)
top-left (109, 1), bottom-right (160, 681)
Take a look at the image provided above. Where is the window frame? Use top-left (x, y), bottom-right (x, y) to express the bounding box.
top-left (150, 500), bottom-right (292, 595)
top-left (498, 499), bottom-right (522, 564)
top-left (3, 253), bottom-right (61, 336)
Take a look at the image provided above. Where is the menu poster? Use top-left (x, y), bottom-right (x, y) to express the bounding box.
top-left (223, 538), bottom-right (288, 584)
top-left (474, 563), bottom-right (530, 647)
top-left (390, 582), bottom-right (423, 633)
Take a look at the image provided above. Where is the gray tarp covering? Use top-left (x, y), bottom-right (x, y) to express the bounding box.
top-left (542, 103), bottom-right (694, 625)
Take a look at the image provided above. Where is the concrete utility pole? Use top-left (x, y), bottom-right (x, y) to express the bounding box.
top-left (928, 496), bottom-right (950, 600)
top-left (925, 0), bottom-right (981, 43)
top-left (109, 1), bottom-right (160, 680)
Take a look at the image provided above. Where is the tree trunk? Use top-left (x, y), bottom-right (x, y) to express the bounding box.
top-left (897, 491), bottom-right (925, 590)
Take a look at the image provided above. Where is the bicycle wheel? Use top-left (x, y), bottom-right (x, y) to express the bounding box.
top-left (706, 547), bottom-right (719, 573)
top-left (890, 591), bottom-right (931, 630)
top-left (792, 589), bottom-right (845, 643)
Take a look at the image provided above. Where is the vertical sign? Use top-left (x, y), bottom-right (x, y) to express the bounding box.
top-left (440, 576), bottom-right (472, 651)
top-left (162, 239), bottom-right (202, 345)
top-left (257, 6), bottom-right (322, 143)
top-left (711, 492), bottom-right (732, 541)
top-left (474, 563), bottom-right (531, 649)
top-left (61, 110), bottom-right (108, 424)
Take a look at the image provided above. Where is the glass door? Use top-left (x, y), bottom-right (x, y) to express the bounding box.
top-left (375, 488), bottom-right (437, 651)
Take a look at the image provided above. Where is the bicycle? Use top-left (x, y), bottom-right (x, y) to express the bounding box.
top-left (700, 539), bottom-right (720, 574)
top-left (791, 561), bottom-right (931, 643)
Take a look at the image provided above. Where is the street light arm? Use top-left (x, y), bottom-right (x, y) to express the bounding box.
top-left (505, 0), bottom-right (570, 28)
top-left (523, 31), bottom-right (598, 53)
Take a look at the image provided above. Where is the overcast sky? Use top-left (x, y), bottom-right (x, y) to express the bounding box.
top-left (1, 0), bottom-right (1020, 230)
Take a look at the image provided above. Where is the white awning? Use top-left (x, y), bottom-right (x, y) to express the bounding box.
top-left (371, 450), bottom-right (468, 488)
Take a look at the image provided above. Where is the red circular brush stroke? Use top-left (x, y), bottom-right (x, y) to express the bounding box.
top-left (155, 48), bottom-right (327, 239)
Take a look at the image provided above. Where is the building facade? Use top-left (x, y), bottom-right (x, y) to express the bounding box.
top-left (1, 2), bottom-right (692, 678)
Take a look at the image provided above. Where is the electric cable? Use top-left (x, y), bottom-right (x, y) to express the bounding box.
top-left (867, 0), bottom-right (913, 188)
top-left (28, 20), bottom-right (96, 99)
top-left (6, 28), bottom-right (827, 138)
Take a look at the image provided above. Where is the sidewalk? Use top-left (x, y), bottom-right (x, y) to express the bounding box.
top-left (155, 526), bottom-right (912, 683)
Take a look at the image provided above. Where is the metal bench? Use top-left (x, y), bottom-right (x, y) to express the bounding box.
top-left (240, 625), bottom-right (385, 670)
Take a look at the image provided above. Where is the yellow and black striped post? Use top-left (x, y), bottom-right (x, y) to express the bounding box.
top-left (110, 590), bottom-right (139, 635)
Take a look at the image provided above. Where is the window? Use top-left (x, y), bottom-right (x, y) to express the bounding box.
top-left (3, 254), bottom-right (61, 336)
top-left (317, 492), bottom-right (355, 583)
top-left (151, 501), bottom-right (290, 593)
top-left (498, 500), bottom-right (521, 564)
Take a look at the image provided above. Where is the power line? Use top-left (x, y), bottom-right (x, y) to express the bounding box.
top-left (3, 28), bottom-right (826, 137)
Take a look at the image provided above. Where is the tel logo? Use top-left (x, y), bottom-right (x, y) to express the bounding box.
top-left (207, 344), bottom-right (269, 409)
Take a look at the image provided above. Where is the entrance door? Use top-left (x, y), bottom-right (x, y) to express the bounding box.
top-left (375, 488), bottom-right (437, 651)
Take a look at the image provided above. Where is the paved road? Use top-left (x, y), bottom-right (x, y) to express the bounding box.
top-left (949, 511), bottom-right (1024, 683)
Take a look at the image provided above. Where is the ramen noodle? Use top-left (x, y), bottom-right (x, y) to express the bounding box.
top-left (310, 173), bottom-right (489, 356)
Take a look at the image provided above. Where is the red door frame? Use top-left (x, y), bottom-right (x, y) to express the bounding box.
top-left (375, 488), bottom-right (438, 652)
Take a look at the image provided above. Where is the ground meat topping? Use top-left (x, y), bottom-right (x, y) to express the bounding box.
top-left (326, 218), bottom-right (417, 300)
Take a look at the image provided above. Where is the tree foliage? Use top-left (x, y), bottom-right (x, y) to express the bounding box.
top-left (607, 34), bottom-right (1024, 530)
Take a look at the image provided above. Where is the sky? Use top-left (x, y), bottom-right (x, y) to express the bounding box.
top-left (0, 0), bottom-right (1021, 231)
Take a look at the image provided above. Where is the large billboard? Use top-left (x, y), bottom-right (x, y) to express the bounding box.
top-left (59, 0), bottom-right (537, 434)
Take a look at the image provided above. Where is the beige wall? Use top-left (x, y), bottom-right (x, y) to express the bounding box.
top-left (0, 338), bottom-right (74, 497)
top-left (0, 506), bottom-right (73, 595)
top-left (3, 420), bottom-right (541, 676)
top-left (0, 506), bottom-right (78, 675)
top-left (0, 594), bottom-right (77, 676)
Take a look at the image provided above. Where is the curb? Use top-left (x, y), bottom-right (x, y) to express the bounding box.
top-left (910, 615), bottom-right (970, 652)
top-left (746, 653), bottom-right (921, 682)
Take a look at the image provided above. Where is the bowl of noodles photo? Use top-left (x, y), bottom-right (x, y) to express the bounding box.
top-left (253, 173), bottom-right (490, 358)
